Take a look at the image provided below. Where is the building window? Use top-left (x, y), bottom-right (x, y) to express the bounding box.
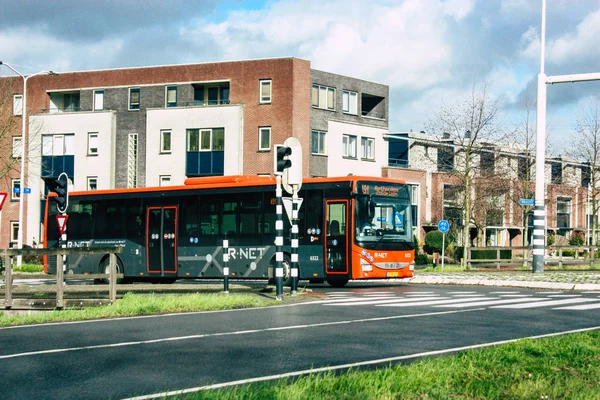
top-left (388, 136), bottom-right (409, 168)
top-left (311, 130), bottom-right (326, 155)
top-left (361, 137), bottom-right (375, 160)
top-left (10, 222), bottom-right (19, 242)
top-left (87, 177), bottom-right (98, 191)
top-left (159, 175), bottom-right (171, 186)
top-left (551, 162), bottom-right (562, 185)
top-left (486, 192), bottom-right (505, 226)
top-left (259, 80), bottom-right (272, 103)
top-left (186, 128), bottom-right (225, 176)
top-left (93, 90), bottom-right (104, 111)
top-left (342, 134), bottom-right (357, 158)
top-left (129, 88), bottom-right (140, 110)
top-left (259, 127), bottom-right (271, 151)
top-left (11, 179), bottom-right (20, 201)
top-left (12, 136), bottom-right (22, 158)
top-left (187, 128), bottom-right (224, 152)
top-left (557, 197), bottom-right (571, 228)
top-left (480, 151), bottom-right (495, 175)
top-left (160, 130), bottom-right (172, 153)
top-left (42, 134), bottom-right (75, 156)
top-left (343, 90), bottom-right (358, 115)
top-left (87, 133), bottom-right (98, 156)
top-left (166, 86), bottom-right (177, 107)
top-left (311, 84), bottom-right (335, 110)
top-left (13, 94), bottom-right (23, 116)
top-left (518, 155), bottom-right (531, 181)
top-left (127, 133), bottom-right (138, 188)
top-left (437, 146), bottom-right (454, 172)
top-left (443, 184), bottom-right (464, 228)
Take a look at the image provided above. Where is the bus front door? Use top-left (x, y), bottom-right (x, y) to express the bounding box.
top-left (324, 200), bottom-right (349, 282)
top-left (146, 206), bottom-right (178, 277)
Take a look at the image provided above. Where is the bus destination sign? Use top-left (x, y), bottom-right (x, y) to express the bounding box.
top-left (359, 183), bottom-right (401, 197)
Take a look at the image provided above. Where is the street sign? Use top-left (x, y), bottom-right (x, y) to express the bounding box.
top-left (56, 214), bottom-right (68, 236)
top-left (0, 192), bottom-right (6, 210)
top-left (13, 187), bottom-right (20, 194)
top-left (282, 197), bottom-right (303, 224)
top-left (519, 199), bottom-right (535, 206)
top-left (438, 219), bottom-right (450, 233)
top-left (23, 188), bottom-right (31, 194)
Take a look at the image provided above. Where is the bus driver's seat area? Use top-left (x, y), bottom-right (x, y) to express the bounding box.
top-left (329, 220), bottom-right (340, 235)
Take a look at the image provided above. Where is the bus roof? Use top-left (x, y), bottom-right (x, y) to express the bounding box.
top-left (63, 175), bottom-right (408, 197)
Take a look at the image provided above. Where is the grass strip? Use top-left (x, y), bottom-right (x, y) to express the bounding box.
top-left (178, 330), bottom-right (600, 400)
top-left (0, 292), bottom-right (278, 327)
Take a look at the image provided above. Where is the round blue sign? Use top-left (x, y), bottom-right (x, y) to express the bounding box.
top-left (438, 219), bottom-right (450, 233)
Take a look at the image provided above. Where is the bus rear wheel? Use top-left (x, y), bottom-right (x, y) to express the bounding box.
top-left (95, 257), bottom-right (126, 284)
top-left (326, 278), bottom-right (349, 287)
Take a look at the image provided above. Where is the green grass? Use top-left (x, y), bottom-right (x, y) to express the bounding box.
top-left (12, 263), bottom-right (44, 273)
top-left (176, 330), bottom-right (600, 399)
top-left (0, 292), bottom-right (279, 327)
top-left (418, 265), bottom-right (466, 272)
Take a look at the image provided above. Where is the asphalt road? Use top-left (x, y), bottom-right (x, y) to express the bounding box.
top-left (1, 284), bottom-right (599, 399)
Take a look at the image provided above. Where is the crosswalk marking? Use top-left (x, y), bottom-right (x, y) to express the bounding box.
top-left (434, 297), bottom-right (549, 308)
top-left (547, 294), bottom-right (581, 298)
top-left (378, 297), bottom-right (490, 308)
top-left (499, 294), bottom-right (532, 297)
top-left (325, 297), bottom-right (450, 306)
top-left (555, 303), bottom-right (600, 310)
top-left (493, 298), bottom-right (597, 309)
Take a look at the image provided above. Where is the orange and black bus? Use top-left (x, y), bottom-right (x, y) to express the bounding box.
top-left (44, 175), bottom-right (415, 287)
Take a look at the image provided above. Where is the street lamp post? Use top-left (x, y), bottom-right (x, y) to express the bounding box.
top-left (0, 62), bottom-right (56, 265)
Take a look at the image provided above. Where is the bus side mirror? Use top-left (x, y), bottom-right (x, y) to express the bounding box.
top-left (367, 197), bottom-right (375, 219)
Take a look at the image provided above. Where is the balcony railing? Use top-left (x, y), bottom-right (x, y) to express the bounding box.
top-left (185, 99), bottom-right (231, 107)
top-left (361, 110), bottom-right (385, 119)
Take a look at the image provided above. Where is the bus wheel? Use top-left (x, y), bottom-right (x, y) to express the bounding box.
top-left (326, 278), bottom-right (349, 287)
top-left (269, 255), bottom-right (293, 286)
top-left (95, 257), bottom-right (125, 284)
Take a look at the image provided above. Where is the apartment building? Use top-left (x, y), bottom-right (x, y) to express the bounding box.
top-left (382, 131), bottom-right (596, 247)
top-left (0, 57), bottom-right (390, 248)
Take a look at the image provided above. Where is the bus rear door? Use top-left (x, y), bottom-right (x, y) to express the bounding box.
top-left (324, 200), bottom-right (349, 284)
top-left (146, 206), bottom-right (178, 277)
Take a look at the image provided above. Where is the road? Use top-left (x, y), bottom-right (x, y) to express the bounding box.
top-left (0, 284), bottom-right (599, 399)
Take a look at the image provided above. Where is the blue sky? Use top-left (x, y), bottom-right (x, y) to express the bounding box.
top-left (1, 0), bottom-right (599, 154)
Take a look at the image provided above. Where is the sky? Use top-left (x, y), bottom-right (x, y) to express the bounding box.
top-left (1, 0), bottom-right (599, 154)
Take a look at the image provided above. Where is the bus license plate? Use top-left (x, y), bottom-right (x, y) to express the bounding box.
top-left (386, 272), bottom-right (399, 277)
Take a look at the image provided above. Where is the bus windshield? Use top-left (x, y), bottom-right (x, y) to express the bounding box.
top-left (355, 194), bottom-right (413, 244)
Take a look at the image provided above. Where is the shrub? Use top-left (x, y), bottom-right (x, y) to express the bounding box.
top-left (547, 233), bottom-right (556, 246)
top-left (569, 231), bottom-right (585, 246)
top-left (423, 230), bottom-right (453, 254)
top-left (414, 253), bottom-right (429, 265)
top-left (470, 249), bottom-right (513, 260)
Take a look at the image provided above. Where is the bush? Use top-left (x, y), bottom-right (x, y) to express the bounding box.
top-left (569, 231), bottom-right (585, 246)
top-left (423, 230), bottom-right (454, 254)
top-left (470, 249), bottom-right (513, 260)
top-left (561, 250), bottom-right (576, 257)
top-left (547, 233), bottom-right (556, 246)
top-left (414, 253), bottom-right (429, 265)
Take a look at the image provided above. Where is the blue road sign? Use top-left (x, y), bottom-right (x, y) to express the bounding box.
top-left (23, 188), bottom-right (31, 194)
top-left (438, 219), bottom-right (450, 233)
top-left (13, 187), bottom-right (20, 194)
top-left (519, 199), bottom-right (535, 206)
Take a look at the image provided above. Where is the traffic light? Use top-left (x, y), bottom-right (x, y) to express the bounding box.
top-left (44, 173), bottom-right (69, 213)
top-left (275, 145), bottom-right (292, 175)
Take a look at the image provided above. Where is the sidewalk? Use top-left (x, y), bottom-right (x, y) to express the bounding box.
top-left (408, 270), bottom-right (600, 291)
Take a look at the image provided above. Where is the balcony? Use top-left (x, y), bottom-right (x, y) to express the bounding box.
top-left (48, 91), bottom-right (81, 113)
top-left (189, 83), bottom-right (230, 107)
top-left (361, 93), bottom-right (385, 119)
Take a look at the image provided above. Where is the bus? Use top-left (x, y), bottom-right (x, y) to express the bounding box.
top-left (44, 175), bottom-right (415, 287)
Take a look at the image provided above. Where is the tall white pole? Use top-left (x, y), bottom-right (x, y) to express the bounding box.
top-left (532, 0), bottom-right (547, 273)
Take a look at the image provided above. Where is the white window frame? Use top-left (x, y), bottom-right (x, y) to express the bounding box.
top-left (12, 136), bottom-right (22, 158)
top-left (10, 222), bottom-right (19, 242)
top-left (42, 134), bottom-right (75, 156)
top-left (160, 130), bottom-right (172, 154)
top-left (129, 88), bottom-right (140, 111)
top-left (311, 130), bottom-right (326, 155)
top-left (87, 176), bottom-right (98, 191)
top-left (166, 86), bottom-right (177, 107)
top-left (361, 137), bottom-right (375, 160)
top-left (93, 90), bottom-right (104, 111)
top-left (11, 179), bottom-right (20, 201)
top-left (259, 127), bottom-right (271, 151)
top-left (159, 175), bottom-right (171, 186)
top-left (259, 79), bottom-right (272, 104)
top-left (342, 134), bottom-right (357, 158)
top-left (87, 133), bottom-right (98, 156)
top-left (13, 94), bottom-right (23, 116)
top-left (343, 90), bottom-right (358, 115)
top-left (127, 133), bottom-right (139, 188)
top-left (311, 84), bottom-right (335, 110)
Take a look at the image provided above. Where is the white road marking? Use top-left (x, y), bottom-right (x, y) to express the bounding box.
top-left (489, 291), bottom-right (519, 294)
top-left (535, 291), bottom-right (564, 294)
top-left (124, 325), bottom-right (600, 400)
top-left (547, 294), bottom-right (581, 298)
top-left (555, 303), bottom-right (600, 310)
top-left (451, 294), bottom-right (486, 297)
top-left (447, 291), bottom-right (477, 294)
top-left (307, 296), bottom-right (398, 305)
top-left (0, 308), bottom-right (482, 361)
top-left (378, 297), bottom-right (491, 307)
top-left (434, 297), bottom-right (549, 308)
top-left (493, 298), bottom-right (598, 309)
top-left (498, 294), bottom-right (533, 297)
top-left (324, 297), bottom-right (451, 306)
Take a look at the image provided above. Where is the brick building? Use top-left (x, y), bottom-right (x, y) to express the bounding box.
top-left (0, 57), bottom-right (389, 247)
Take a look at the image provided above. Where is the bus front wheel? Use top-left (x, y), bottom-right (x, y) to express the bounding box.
top-left (95, 257), bottom-right (126, 284)
top-left (326, 277), bottom-right (349, 287)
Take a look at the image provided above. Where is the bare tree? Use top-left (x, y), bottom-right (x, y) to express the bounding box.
top-left (568, 95), bottom-right (600, 246)
top-left (0, 77), bottom-right (21, 182)
top-left (428, 80), bottom-right (504, 268)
